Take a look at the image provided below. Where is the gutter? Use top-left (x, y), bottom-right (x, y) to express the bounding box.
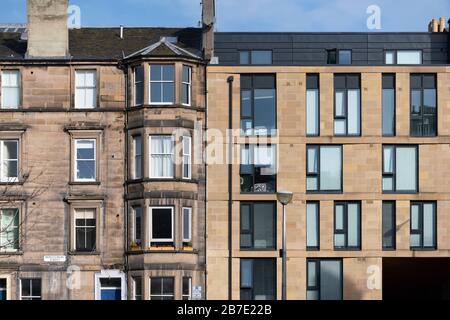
top-left (226, 75), bottom-right (234, 300)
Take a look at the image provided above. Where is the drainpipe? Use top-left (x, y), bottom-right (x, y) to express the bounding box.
top-left (227, 76), bottom-right (234, 300)
top-left (204, 63), bottom-right (209, 300)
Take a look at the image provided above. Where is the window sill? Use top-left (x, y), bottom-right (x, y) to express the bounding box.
top-left (69, 181), bottom-right (101, 186)
top-left (68, 251), bottom-right (100, 256)
top-left (333, 248), bottom-right (361, 251)
top-left (410, 247), bottom-right (437, 251)
top-left (0, 181), bottom-right (23, 186)
top-left (240, 192), bottom-right (277, 195)
top-left (127, 178), bottom-right (199, 184)
top-left (306, 191), bottom-right (343, 194)
top-left (240, 248), bottom-right (277, 252)
top-left (0, 250), bottom-right (22, 255)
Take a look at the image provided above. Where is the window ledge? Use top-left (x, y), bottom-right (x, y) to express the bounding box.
top-left (0, 181), bottom-right (24, 186)
top-left (0, 250), bottom-right (22, 255)
top-left (127, 248), bottom-right (199, 255)
top-left (68, 251), bottom-right (101, 256)
top-left (127, 178), bottom-right (199, 184)
top-left (69, 181), bottom-right (101, 186)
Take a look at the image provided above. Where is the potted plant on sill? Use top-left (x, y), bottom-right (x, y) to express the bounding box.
top-left (130, 241), bottom-right (141, 251)
top-left (183, 241), bottom-right (193, 251)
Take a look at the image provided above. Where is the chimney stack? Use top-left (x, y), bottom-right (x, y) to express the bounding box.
top-left (26, 0), bottom-right (69, 58)
top-left (428, 17), bottom-right (449, 33)
top-left (439, 17), bottom-right (446, 32)
top-left (202, 0), bottom-right (215, 62)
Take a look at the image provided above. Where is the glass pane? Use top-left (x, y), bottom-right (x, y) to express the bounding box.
top-left (182, 66), bottom-right (190, 83)
top-left (163, 83), bottom-right (174, 103)
top-left (150, 65), bottom-right (161, 81)
top-left (423, 203), bottom-right (435, 247)
top-left (306, 90), bottom-right (319, 135)
top-left (162, 65), bottom-right (174, 81)
top-left (307, 290), bottom-right (319, 300)
top-left (307, 147), bottom-right (318, 174)
top-left (182, 84), bottom-right (189, 105)
top-left (183, 208), bottom-right (191, 241)
top-left (162, 278), bottom-right (174, 295)
top-left (306, 177), bottom-right (318, 191)
top-left (239, 51), bottom-right (250, 65)
top-left (411, 90), bottom-right (421, 114)
top-left (385, 52), bottom-right (395, 64)
top-left (383, 146), bottom-right (394, 173)
top-left (150, 278), bottom-right (162, 295)
top-left (397, 51), bottom-right (421, 64)
top-left (1, 87), bottom-right (20, 108)
top-left (382, 89), bottom-right (395, 136)
top-left (347, 204), bottom-right (359, 247)
top-left (84, 71), bottom-right (96, 87)
top-left (334, 119), bottom-right (346, 135)
top-left (382, 202), bottom-right (395, 248)
top-left (423, 89), bottom-right (436, 114)
top-left (335, 91), bottom-right (345, 116)
top-left (241, 90), bottom-right (252, 117)
top-left (253, 89), bottom-right (276, 136)
top-left (2, 141), bottom-right (17, 160)
top-left (251, 51), bottom-right (272, 65)
top-left (76, 141), bottom-right (95, 160)
top-left (240, 260), bottom-right (253, 288)
top-left (320, 146), bottom-right (341, 191)
top-left (77, 160), bottom-right (95, 180)
top-left (411, 204), bottom-right (420, 231)
top-left (320, 261), bottom-right (342, 300)
top-left (21, 279), bottom-right (31, 297)
top-left (241, 205), bottom-right (251, 231)
top-left (307, 261), bottom-right (317, 286)
top-left (152, 209), bottom-right (172, 240)
top-left (347, 89), bottom-right (360, 135)
top-left (306, 203), bottom-right (319, 248)
top-left (411, 234), bottom-right (421, 248)
top-left (150, 83), bottom-right (162, 103)
top-left (253, 260), bottom-right (276, 300)
top-left (253, 203), bottom-right (275, 249)
top-left (396, 147), bottom-right (416, 191)
top-left (383, 177), bottom-right (394, 192)
top-left (335, 205), bottom-right (344, 230)
top-left (339, 50), bottom-right (352, 65)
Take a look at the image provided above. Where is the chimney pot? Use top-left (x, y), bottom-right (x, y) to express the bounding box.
top-left (432, 18), bottom-right (439, 32)
top-left (439, 17), bottom-right (446, 32)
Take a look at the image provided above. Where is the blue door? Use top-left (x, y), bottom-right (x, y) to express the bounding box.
top-left (101, 288), bottom-right (121, 300)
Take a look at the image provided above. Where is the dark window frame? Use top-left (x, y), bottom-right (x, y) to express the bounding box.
top-left (306, 74), bottom-right (320, 137)
top-left (333, 201), bottom-right (361, 251)
top-left (240, 144), bottom-right (277, 194)
top-left (382, 145), bottom-right (419, 194)
top-left (240, 202), bottom-right (277, 251)
top-left (150, 277), bottom-right (175, 300)
top-left (306, 145), bottom-right (343, 194)
top-left (382, 201), bottom-right (396, 250)
top-left (20, 278), bottom-right (41, 300)
top-left (333, 74), bottom-right (361, 137)
top-left (410, 201), bottom-right (437, 251)
top-left (382, 74), bottom-right (396, 137)
top-left (240, 258), bottom-right (277, 300)
top-left (410, 74), bottom-right (437, 137)
top-left (327, 49), bottom-right (352, 65)
top-left (306, 259), bottom-right (343, 300)
top-left (239, 50), bottom-right (273, 65)
top-left (306, 201), bottom-right (320, 251)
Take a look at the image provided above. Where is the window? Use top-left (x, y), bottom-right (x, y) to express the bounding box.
top-left (410, 74), bottom-right (437, 136)
top-left (0, 139), bottom-right (19, 182)
top-left (306, 74), bottom-right (320, 136)
top-left (334, 202), bottom-right (361, 250)
top-left (239, 51), bottom-right (272, 65)
top-left (382, 74), bottom-right (396, 136)
top-left (182, 136), bottom-right (192, 179)
top-left (149, 136), bottom-right (174, 179)
top-left (182, 65), bottom-right (192, 105)
top-left (306, 145), bottom-right (342, 193)
top-left (75, 70), bottom-right (96, 109)
top-left (240, 145), bottom-right (276, 193)
top-left (132, 135), bottom-right (142, 179)
top-left (0, 279), bottom-right (6, 300)
top-left (74, 139), bottom-right (96, 182)
top-left (0, 209), bottom-right (19, 251)
top-left (182, 207), bottom-right (192, 244)
top-left (182, 277), bottom-right (192, 300)
top-left (150, 207), bottom-right (174, 245)
top-left (21, 279), bottom-right (41, 300)
top-left (99, 278), bottom-right (122, 300)
top-left (410, 202), bottom-right (436, 250)
top-left (240, 259), bottom-right (276, 300)
top-left (134, 66), bottom-right (144, 106)
top-left (132, 206), bottom-right (142, 247)
top-left (1, 70), bottom-right (20, 109)
top-left (132, 276), bottom-right (142, 300)
top-left (382, 145), bottom-right (418, 193)
top-left (241, 74), bottom-right (276, 136)
top-left (306, 202), bottom-right (320, 250)
top-left (385, 51), bottom-right (395, 64)
top-left (150, 277), bottom-right (174, 300)
top-left (382, 201), bottom-right (396, 250)
top-left (385, 50), bottom-right (422, 65)
top-left (240, 202), bottom-right (276, 250)
top-left (307, 259), bottom-right (342, 300)
top-left (74, 209), bottom-right (96, 252)
top-left (327, 49), bottom-right (352, 65)
top-left (149, 65), bottom-right (174, 104)
top-left (334, 74), bottom-right (361, 136)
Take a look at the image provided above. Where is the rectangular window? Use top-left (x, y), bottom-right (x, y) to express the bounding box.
top-left (382, 74), bottom-right (396, 136)
top-left (410, 202), bottom-right (437, 250)
top-left (132, 276), bottom-right (142, 300)
top-left (382, 145), bottom-right (418, 193)
top-left (132, 135), bottom-right (142, 179)
top-left (0, 208), bottom-right (19, 251)
top-left (240, 145), bottom-right (276, 193)
top-left (74, 139), bottom-right (96, 182)
top-left (0, 140), bottom-right (19, 183)
top-left (334, 202), bottom-right (361, 250)
top-left (182, 65), bottom-right (192, 106)
top-left (134, 66), bottom-right (144, 106)
top-left (1, 70), bottom-right (20, 109)
top-left (306, 202), bottom-right (320, 250)
top-left (74, 208), bottom-right (96, 252)
top-left (382, 201), bottom-right (396, 250)
top-left (239, 51), bottom-right (272, 65)
top-left (240, 202), bottom-right (276, 250)
top-left (306, 145), bottom-right (342, 193)
top-left (410, 74), bottom-right (437, 137)
top-left (307, 259), bottom-right (342, 300)
top-left (149, 136), bottom-right (174, 178)
top-left (75, 70), bottom-right (96, 109)
top-left (150, 277), bottom-right (174, 300)
top-left (397, 50), bottom-right (422, 65)
top-left (132, 206), bottom-right (142, 247)
top-left (149, 65), bottom-right (175, 104)
top-left (182, 207), bottom-right (192, 244)
top-left (150, 207), bottom-right (174, 245)
top-left (334, 74), bottom-right (361, 136)
top-left (327, 49), bottom-right (351, 65)
top-left (240, 74), bottom-right (276, 136)
top-left (0, 279), bottom-right (6, 300)
top-left (182, 277), bottom-right (192, 300)
top-left (182, 136), bottom-right (192, 179)
top-left (385, 51), bottom-right (395, 64)
top-left (21, 279), bottom-right (41, 300)
top-left (99, 278), bottom-right (122, 300)
top-left (240, 259), bottom-right (276, 300)
top-left (306, 74), bottom-right (320, 136)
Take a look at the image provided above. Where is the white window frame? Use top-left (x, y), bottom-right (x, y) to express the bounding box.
top-left (149, 207), bottom-right (174, 244)
top-left (1, 70), bottom-right (21, 109)
top-left (182, 136), bottom-right (192, 180)
top-left (75, 69), bottom-right (97, 109)
top-left (94, 270), bottom-right (127, 300)
top-left (0, 276), bottom-right (9, 300)
top-left (73, 208), bottom-right (97, 252)
top-left (182, 207), bottom-right (192, 243)
top-left (396, 50), bottom-right (422, 65)
top-left (20, 278), bottom-right (41, 300)
top-left (182, 65), bottom-right (192, 106)
top-left (150, 277), bottom-right (175, 300)
top-left (132, 135), bottom-right (142, 179)
top-left (0, 139), bottom-right (19, 183)
top-left (132, 276), bottom-right (142, 300)
top-left (74, 139), bottom-right (97, 182)
top-left (182, 277), bottom-right (192, 300)
top-left (132, 206), bottom-right (142, 245)
top-left (0, 208), bottom-right (20, 252)
top-left (149, 135), bottom-right (174, 179)
top-left (149, 64), bottom-right (175, 105)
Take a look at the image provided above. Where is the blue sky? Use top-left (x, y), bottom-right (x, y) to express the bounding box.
top-left (1, 0), bottom-right (449, 32)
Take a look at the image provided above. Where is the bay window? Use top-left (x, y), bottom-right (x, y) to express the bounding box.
top-left (132, 135), bottom-right (142, 179)
top-left (149, 64), bottom-right (175, 104)
top-left (150, 207), bottom-right (174, 246)
top-left (182, 207), bottom-right (192, 245)
top-left (150, 277), bottom-right (174, 300)
top-left (240, 145), bottom-right (276, 193)
top-left (132, 206), bottom-right (142, 247)
top-left (134, 65), bottom-right (144, 106)
top-left (182, 136), bottom-right (191, 179)
top-left (149, 136), bottom-right (174, 179)
top-left (182, 65), bottom-right (192, 105)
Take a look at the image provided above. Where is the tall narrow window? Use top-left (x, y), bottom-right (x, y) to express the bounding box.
top-left (1, 70), bottom-right (20, 109)
top-left (150, 207), bottom-right (174, 246)
top-left (307, 259), bottom-right (342, 300)
top-left (74, 139), bottom-right (96, 182)
top-left (132, 206), bottom-right (142, 247)
top-left (182, 65), bottom-right (192, 106)
top-left (132, 276), bottom-right (142, 300)
top-left (240, 259), bottom-right (276, 300)
top-left (306, 202), bottom-right (320, 250)
top-left (382, 74), bottom-right (396, 136)
top-left (382, 201), bottom-right (396, 250)
top-left (149, 136), bottom-right (174, 178)
top-left (75, 70), bottom-right (96, 109)
top-left (240, 202), bottom-right (276, 250)
top-left (334, 202), bottom-right (361, 250)
top-left (306, 74), bottom-right (320, 136)
top-left (182, 136), bottom-right (192, 179)
top-left (410, 74), bottom-right (437, 137)
top-left (334, 74), bottom-right (361, 136)
top-left (149, 65), bottom-right (175, 104)
top-left (182, 277), bottom-right (192, 300)
top-left (240, 145), bottom-right (276, 193)
top-left (134, 66), bottom-right (144, 106)
top-left (0, 279), bottom-right (6, 300)
top-left (0, 140), bottom-right (19, 182)
top-left (410, 202), bottom-right (436, 250)
top-left (382, 145), bottom-right (417, 193)
top-left (240, 74), bottom-right (276, 136)
top-left (74, 208), bottom-right (96, 252)
top-left (306, 145), bottom-right (342, 193)
top-left (0, 208), bottom-right (19, 251)
top-left (150, 277), bottom-right (174, 300)
top-left (132, 135), bottom-right (142, 179)
top-left (182, 207), bottom-right (192, 245)
top-left (20, 279), bottom-right (41, 300)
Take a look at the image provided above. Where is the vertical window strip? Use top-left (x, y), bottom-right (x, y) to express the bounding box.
top-left (1, 70), bottom-right (21, 109)
top-left (182, 136), bottom-right (192, 179)
top-left (74, 139), bottom-right (97, 182)
top-left (0, 140), bottom-right (19, 183)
